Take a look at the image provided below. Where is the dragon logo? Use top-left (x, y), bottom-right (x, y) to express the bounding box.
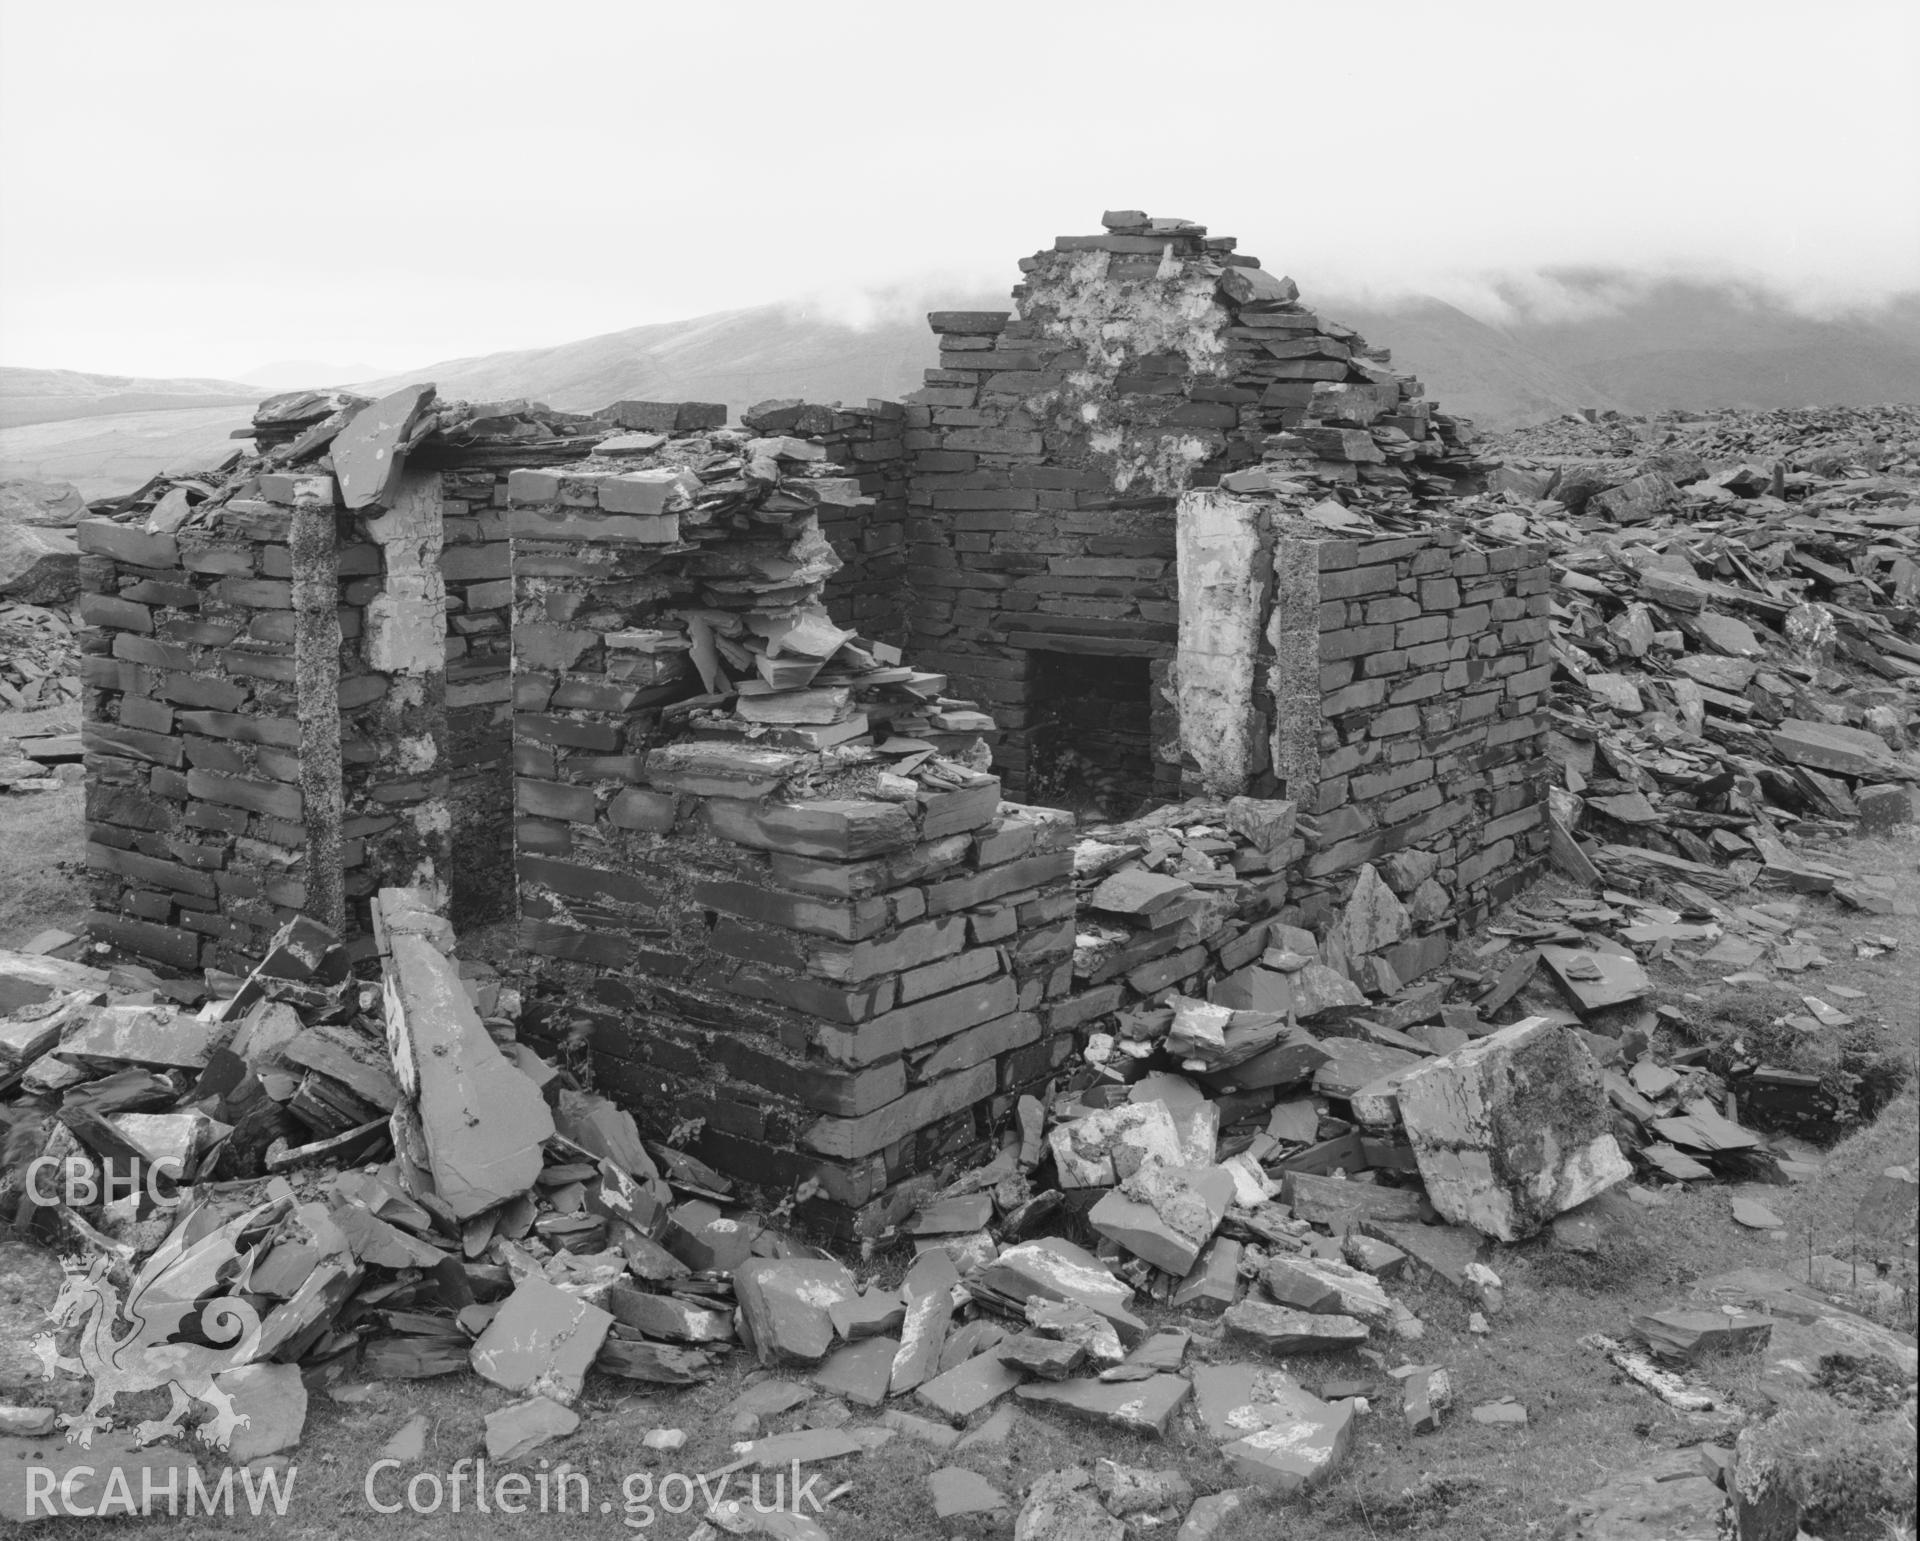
top-left (31, 1200), bottom-right (281, 1450)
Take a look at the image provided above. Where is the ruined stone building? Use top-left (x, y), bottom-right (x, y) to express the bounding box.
top-left (75, 214), bottom-right (1552, 1230)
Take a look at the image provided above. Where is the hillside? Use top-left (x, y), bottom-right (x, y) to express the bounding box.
top-left (0, 406), bottom-right (251, 498)
top-left (1322, 294), bottom-right (1625, 429)
top-left (1492, 276), bottom-right (1920, 413)
top-left (0, 366), bottom-right (260, 430)
top-left (357, 302), bottom-right (963, 414)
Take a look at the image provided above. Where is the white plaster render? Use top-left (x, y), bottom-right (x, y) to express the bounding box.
top-left (1175, 488), bottom-right (1264, 794)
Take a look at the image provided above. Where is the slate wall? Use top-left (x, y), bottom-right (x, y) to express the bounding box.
top-left (503, 455), bottom-right (1081, 1236)
top-left (78, 464), bottom-right (522, 971)
top-left (77, 486), bottom-right (343, 974)
top-left (902, 216), bottom-right (1479, 808)
top-left (1291, 527), bottom-right (1552, 956)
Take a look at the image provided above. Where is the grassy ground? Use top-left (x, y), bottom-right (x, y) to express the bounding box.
top-left (0, 703), bottom-right (88, 950)
top-left (2, 789), bottom-right (1915, 1536)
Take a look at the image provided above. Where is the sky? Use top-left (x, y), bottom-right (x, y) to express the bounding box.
top-left (1, 0), bottom-right (1916, 381)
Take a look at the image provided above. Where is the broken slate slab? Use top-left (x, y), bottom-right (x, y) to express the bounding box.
top-left (1651, 1101), bottom-right (1760, 1154)
top-left (929, 1466), bottom-right (1012, 1535)
top-left (969, 1238), bottom-right (1145, 1345)
top-left (1224, 1301), bottom-right (1369, 1354)
top-left (1263, 1255), bottom-right (1393, 1324)
top-left (1330, 863), bottom-right (1411, 959)
top-left (956, 1405), bottom-right (1017, 1452)
top-left (607, 1284), bottom-right (732, 1345)
top-left (1027, 1299), bottom-right (1124, 1366)
top-left (1280, 1170), bottom-right (1424, 1230)
top-left (1222, 1397), bottom-right (1355, 1492)
top-left (1539, 946), bottom-right (1650, 1013)
top-left (829, 1286), bottom-right (905, 1340)
top-left (1172, 1238), bottom-right (1241, 1315)
top-left (880, 1408), bottom-right (961, 1450)
top-left (1633, 1309), bottom-right (1774, 1361)
top-left (1312, 1037), bottom-right (1424, 1099)
top-left (1771, 718), bottom-right (1900, 777)
top-left (333, 384), bottom-right (434, 510)
top-left (56, 1004), bottom-right (219, 1070)
top-left (1289, 963), bottom-right (1367, 1021)
top-left (1643, 1143), bottom-right (1714, 1180)
top-left (1397, 1017), bottom-right (1630, 1241)
top-left (916, 1351), bottom-right (1025, 1420)
top-left (909, 1194), bottom-right (994, 1235)
top-left (938, 1319), bottom-right (1007, 1374)
top-left (728, 1380), bottom-right (814, 1420)
top-left (1090, 867), bottom-right (1194, 917)
top-left (470, 1276), bottom-right (613, 1405)
top-left (1189, 1363), bottom-right (1355, 1491)
top-left (663, 1199), bottom-right (759, 1271)
top-left (740, 1429), bottom-right (864, 1469)
top-left (1016, 1373), bottom-right (1190, 1438)
top-left (1341, 1234), bottom-right (1406, 1277)
top-left (485, 1395), bottom-right (579, 1461)
top-left (999, 1332), bottom-right (1087, 1380)
top-left (891, 1257), bottom-right (957, 1395)
top-left (1050, 1099), bottom-right (1184, 1187)
top-left (596, 1339), bottom-right (713, 1385)
top-left (379, 889), bottom-right (553, 1218)
top-left (1088, 1163), bottom-right (1233, 1276)
top-left (733, 1257), bottom-right (856, 1367)
top-left (813, 1336), bottom-right (898, 1408)
top-left (1102, 1329), bottom-right (1190, 1381)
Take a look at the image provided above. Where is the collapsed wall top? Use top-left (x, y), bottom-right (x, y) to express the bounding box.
top-left (914, 210), bottom-right (1487, 515)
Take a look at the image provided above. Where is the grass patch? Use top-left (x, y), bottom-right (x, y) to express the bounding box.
top-left (0, 777), bottom-right (86, 949)
top-left (1736, 1389), bottom-right (1917, 1538)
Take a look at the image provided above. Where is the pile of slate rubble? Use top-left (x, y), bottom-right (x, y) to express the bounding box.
top-left (0, 402), bottom-right (1914, 1535)
top-left (2, 840), bottom-right (1913, 1535)
top-left (0, 604), bottom-right (83, 794)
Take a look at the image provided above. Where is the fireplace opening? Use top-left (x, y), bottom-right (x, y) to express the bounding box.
top-left (1027, 650), bottom-right (1159, 821)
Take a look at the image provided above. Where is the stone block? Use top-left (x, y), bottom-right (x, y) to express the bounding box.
top-left (1855, 783), bottom-right (1913, 833)
top-left (1397, 1017), bottom-right (1629, 1241)
top-left (706, 797), bottom-right (915, 859)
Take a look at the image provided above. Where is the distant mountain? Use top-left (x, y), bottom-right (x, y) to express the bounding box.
top-left (1319, 294), bottom-right (1626, 430)
top-left (238, 360), bottom-right (386, 390)
top-left (0, 366), bottom-right (260, 430)
top-left (356, 300), bottom-right (986, 415)
top-left (1486, 275), bottom-right (1920, 414)
top-left (360, 292), bottom-right (1615, 433)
